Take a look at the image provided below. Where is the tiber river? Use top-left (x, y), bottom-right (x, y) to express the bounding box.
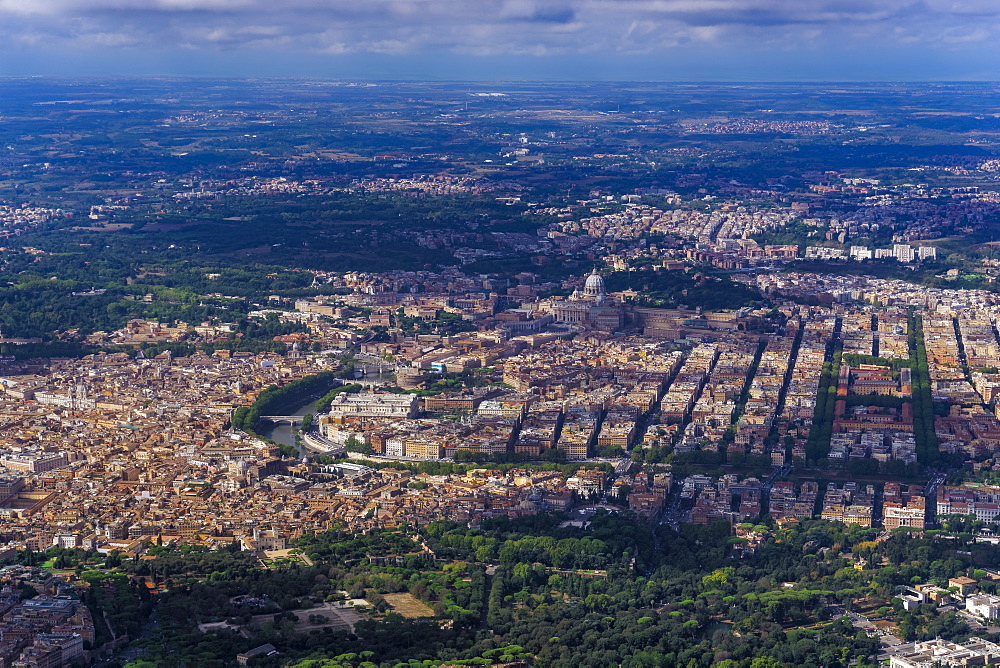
top-left (257, 395), bottom-right (318, 453)
top-left (256, 371), bottom-right (394, 455)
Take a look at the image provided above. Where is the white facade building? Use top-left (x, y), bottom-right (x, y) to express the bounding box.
top-left (889, 637), bottom-right (1000, 668)
top-left (327, 392), bottom-right (419, 418)
top-left (967, 593), bottom-right (1000, 620)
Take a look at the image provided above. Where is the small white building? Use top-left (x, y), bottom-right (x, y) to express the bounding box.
top-left (967, 593), bottom-right (1000, 620)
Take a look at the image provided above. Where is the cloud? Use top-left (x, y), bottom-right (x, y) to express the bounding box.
top-left (1, 0), bottom-right (999, 66)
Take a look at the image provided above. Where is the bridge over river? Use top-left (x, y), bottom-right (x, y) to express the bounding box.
top-left (259, 415), bottom-right (305, 424)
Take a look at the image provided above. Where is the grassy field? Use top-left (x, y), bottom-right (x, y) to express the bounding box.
top-left (382, 593), bottom-right (434, 618)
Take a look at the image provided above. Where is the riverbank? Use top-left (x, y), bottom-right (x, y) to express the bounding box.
top-left (232, 371), bottom-right (341, 435)
top-left (300, 431), bottom-right (346, 458)
top-left (257, 394), bottom-right (325, 451)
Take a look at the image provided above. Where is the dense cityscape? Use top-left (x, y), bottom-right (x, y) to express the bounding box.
top-left (4, 79), bottom-right (1000, 666)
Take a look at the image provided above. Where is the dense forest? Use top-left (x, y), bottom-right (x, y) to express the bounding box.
top-left (16, 511), bottom-right (975, 667)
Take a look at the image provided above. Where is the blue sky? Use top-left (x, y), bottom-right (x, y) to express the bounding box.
top-left (1, 0), bottom-right (999, 80)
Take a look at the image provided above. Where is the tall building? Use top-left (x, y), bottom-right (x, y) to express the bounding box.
top-left (893, 244), bottom-right (916, 263)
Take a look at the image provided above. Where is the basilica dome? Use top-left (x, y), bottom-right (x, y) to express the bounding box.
top-left (582, 269), bottom-right (606, 299)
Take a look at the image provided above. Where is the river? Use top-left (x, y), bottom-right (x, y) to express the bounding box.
top-left (257, 371), bottom-right (396, 451)
top-left (258, 396), bottom-right (320, 451)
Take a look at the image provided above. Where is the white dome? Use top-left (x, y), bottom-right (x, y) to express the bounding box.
top-left (583, 270), bottom-right (606, 298)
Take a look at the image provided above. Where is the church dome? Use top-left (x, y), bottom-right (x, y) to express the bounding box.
top-left (583, 270), bottom-right (606, 299)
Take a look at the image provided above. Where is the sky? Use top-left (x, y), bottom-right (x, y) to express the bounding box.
top-left (1, 0), bottom-right (1000, 80)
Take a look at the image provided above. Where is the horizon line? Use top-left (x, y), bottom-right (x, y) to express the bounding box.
top-left (2, 76), bottom-right (1000, 84)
